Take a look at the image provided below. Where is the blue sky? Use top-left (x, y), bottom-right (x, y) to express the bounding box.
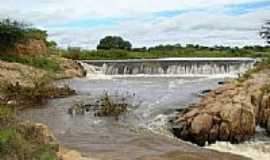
top-left (0, 0), bottom-right (269, 48)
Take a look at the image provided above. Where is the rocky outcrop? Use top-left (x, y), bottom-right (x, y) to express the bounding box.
top-left (52, 56), bottom-right (86, 79)
top-left (171, 69), bottom-right (270, 146)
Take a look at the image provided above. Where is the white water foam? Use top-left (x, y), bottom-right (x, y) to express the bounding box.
top-left (78, 58), bottom-right (255, 79)
top-left (79, 62), bottom-right (112, 80)
top-left (80, 63), bottom-right (242, 80)
top-left (205, 127), bottom-right (270, 160)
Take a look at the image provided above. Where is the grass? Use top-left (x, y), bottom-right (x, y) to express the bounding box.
top-left (0, 127), bottom-right (58, 160)
top-left (0, 54), bottom-right (60, 72)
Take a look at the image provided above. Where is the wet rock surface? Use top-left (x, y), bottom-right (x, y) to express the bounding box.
top-left (171, 69), bottom-right (270, 145)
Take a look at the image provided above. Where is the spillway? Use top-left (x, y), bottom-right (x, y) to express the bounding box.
top-left (79, 57), bottom-right (256, 77)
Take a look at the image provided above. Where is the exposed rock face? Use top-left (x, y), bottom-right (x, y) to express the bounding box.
top-left (0, 60), bottom-right (46, 87)
top-left (171, 69), bottom-right (270, 145)
top-left (5, 39), bottom-right (47, 56)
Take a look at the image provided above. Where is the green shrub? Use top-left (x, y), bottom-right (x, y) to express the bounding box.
top-left (1, 75), bottom-right (75, 108)
top-left (0, 128), bottom-right (16, 154)
top-left (33, 145), bottom-right (58, 160)
top-left (24, 28), bottom-right (48, 41)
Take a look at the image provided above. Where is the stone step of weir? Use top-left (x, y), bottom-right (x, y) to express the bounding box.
top-left (77, 58), bottom-right (256, 76)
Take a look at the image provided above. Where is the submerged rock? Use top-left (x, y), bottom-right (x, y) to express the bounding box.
top-left (171, 69), bottom-right (270, 145)
top-left (197, 89), bottom-right (212, 97)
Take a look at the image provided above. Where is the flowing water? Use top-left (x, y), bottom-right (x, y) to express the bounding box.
top-left (19, 58), bottom-right (270, 160)
top-left (81, 57), bottom-right (255, 77)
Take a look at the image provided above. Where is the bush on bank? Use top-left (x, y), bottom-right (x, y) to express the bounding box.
top-left (0, 75), bottom-right (76, 109)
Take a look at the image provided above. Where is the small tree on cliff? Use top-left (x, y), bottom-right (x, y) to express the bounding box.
top-left (0, 19), bottom-right (27, 50)
top-left (97, 36), bottom-right (132, 50)
top-left (260, 20), bottom-right (270, 44)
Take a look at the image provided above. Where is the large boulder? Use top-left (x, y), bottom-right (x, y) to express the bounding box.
top-left (17, 122), bottom-right (59, 152)
top-left (171, 69), bottom-right (270, 145)
top-left (52, 56), bottom-right (86, 79)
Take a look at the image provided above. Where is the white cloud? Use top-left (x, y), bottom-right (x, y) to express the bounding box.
top-left (0, 0), bottom-right (269, 48)
top-left (0, 0), bottom-right (265, 20)
top-left (47, 7), bottom-right (269, 48)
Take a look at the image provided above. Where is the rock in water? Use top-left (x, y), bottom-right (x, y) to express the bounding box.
top-left (171, 69), bottom-right (270, 145)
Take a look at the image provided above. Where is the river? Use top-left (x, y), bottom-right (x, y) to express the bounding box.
top-left (19, 58), bottom-right (270, 160)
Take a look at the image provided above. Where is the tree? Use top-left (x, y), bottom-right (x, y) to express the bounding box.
top-left (46, 40), bottom-right (57, 48)
top-left (260, 20), bottom-right (270, 44)
top-left (0, 19), bottom-right (27, 50)
top-left (97, 36), bottom-right (132, 50)
top-left (25, 28), bottom-right (48, 41)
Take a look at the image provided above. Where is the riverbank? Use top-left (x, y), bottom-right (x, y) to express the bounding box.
top-left (0, 53), bottom-right (88, 159)
top-left (0, 105), bottom-right (93, 160)
top-left (171, 59), bottom-right (270, 146)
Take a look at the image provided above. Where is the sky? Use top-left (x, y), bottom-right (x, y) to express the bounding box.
top-left (0, 0), bottom-right (270, 48)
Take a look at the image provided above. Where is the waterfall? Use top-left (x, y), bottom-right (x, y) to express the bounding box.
top-left (77, 61), bottom-right (111, 79)
top-left (79, 58), bottom-right (256, 78)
